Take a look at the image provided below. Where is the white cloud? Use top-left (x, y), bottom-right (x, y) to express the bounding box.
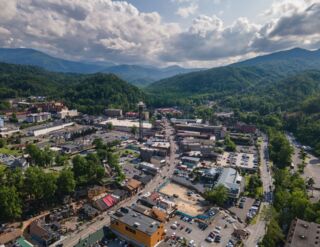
top-left (0, 0), bottom-right (17, 22)
top-left (263, 0), bottom-right (317, 18)
top-left (176, 3), bottom-right (198, 18)
top-left (0, 0), bottom-right (180, 65)
top-left (0, 0), bottom-right (319, 67)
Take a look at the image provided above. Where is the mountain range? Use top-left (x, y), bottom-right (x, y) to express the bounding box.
top-left (147, 48), bottom-right (320, 105)
top-left (1, 47), bottom-right (320, 153)
top-left (0, 48), bottom-right (201, 87)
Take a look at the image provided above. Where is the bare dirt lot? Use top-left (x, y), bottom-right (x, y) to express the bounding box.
top-left (159, 182), bottom-right (206, 216)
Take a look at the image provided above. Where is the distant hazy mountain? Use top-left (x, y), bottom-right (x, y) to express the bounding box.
top-left (0, 48), bottom-right (201, 86)
top-left (233, 48), bottom-right (320, 75)
top-left (0, 48), bottom-right (108, 74)
top-left (103, 64), bottom-right (202, 87)
top-left (235, 48), bottom-right (320, 65)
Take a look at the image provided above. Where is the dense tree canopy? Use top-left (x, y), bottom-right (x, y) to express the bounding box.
top-left (204, 184), bottom-right (229, 207)
top-left (0, 63), bottom-right (145, 114)
top-left (0, 186), bottom-right (22, 221)
top-left (72, 154), bottom-right (105, 185)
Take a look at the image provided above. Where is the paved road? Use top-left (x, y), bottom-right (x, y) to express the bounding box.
top-left (55, 120), bottom-right (178, 247)
top-left (286, 134), bottom-right (302, 172)
top-left (244, 135), bottom-right (272, 247)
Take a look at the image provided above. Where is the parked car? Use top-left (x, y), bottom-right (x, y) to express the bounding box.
top-left (214, 235), bottom-right (221, 243)
top-left (171, 224), bottom-right (177, 230)
top-left (213, 229), bottom-right (221, 234)
top-left (205, 237), bottom-right (214, 243)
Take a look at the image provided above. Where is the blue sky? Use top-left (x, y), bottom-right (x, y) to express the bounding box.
top-left (0, 0), bottom-right (319, 67)
top-left (126, 0), bottom-right (272, 26)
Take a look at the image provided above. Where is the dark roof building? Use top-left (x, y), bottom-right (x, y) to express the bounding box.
top-left (112, 189), bottom-right (128, 200)
top-left (29, 219), bottom-right (60, 247)
top-left (285, 218), bottom-right (320, 247)
top-left (81, 204), bottom-right (99, 220)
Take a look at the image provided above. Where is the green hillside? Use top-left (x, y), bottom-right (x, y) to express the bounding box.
top-left (147, 48), bottom-right (320, 106)
top-left (0, 63), bottom-right (145, 114)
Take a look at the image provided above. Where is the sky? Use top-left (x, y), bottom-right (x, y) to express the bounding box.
top-left (0, 0), bottom-right (320, 68)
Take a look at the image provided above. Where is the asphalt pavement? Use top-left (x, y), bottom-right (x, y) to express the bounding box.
top-left (244, 135), bottom-right (272, 247)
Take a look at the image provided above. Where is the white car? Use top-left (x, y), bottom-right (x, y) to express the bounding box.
top-left (188, 240), bottom-right (195, 247)
top-left (205, 237), bottom-right (214, 243)
top-left (171, 224), bottom-right (177, 230)
top-left (215, 226), bottom-right (222, 230)
top-left (213, 229), bottom-right (221, 234)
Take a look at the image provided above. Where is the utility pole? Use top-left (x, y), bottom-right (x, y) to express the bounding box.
top-left (138, 101), bottom-right (145, 142)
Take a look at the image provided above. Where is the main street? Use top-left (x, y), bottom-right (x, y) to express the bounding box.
top-left (244, 135), bottom-right (273, 247)
top-left (56, 119), bottom-right (178, 247)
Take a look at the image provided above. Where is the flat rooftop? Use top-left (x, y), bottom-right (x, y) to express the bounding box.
top-left (111, 207), bottom-right (162, 236)
top-left (101, 119), bottom-right (152, 129)
top-left (285, 218), bottom-right (320, 247)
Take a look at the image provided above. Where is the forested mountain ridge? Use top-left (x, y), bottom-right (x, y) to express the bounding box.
top-left (234, 48), bottom-right (320, 68)
top-left (0, 62), bottom-right (145, 114)
top-left (147, 48), bottom-right (320, 105)
top-left (224, 70), bottom-right (320, 114)
top-left (0, 48), bottom-right (201, 87)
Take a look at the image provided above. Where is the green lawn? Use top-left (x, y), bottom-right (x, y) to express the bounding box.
top-left (0, 147), bottom-right (22, 156)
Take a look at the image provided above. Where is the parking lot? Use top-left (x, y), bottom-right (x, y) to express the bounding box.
top-left (236, 145), bottom-right (257, 154)
top-left (228, 197), bottom-right (255, 223)
top-left (217, 152), bottom-right (258, 171)
top-left (165, 211), bottom-right (243, 247)
top-left (122, 162), bottom-right (142, 179)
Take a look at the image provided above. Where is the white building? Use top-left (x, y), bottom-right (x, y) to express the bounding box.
top-left (0, 128), bottom-right (20, 137)
top-left (0, 117), bottom-right (4, 128)
top-left (57, 108), bottom-right (79, 119)
top-left (100, 118), bottom-right (152, 132)
top-left (28, 122), bottom-right (74, 136)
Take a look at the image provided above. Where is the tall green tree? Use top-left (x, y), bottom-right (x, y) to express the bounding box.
top-left (57, 168), bottom-right (76, 196)
top-left (72, 154), bottom-right (105, 185)
top-left (225, 135), bottom-right (236, 152)
top-left (131, 125), bottom-right (138, 136)
top-left (0, 186), bottom-right (22, 221)
top-left (204, 184), bottom-right (229, 206)
top-left (269, 131), bottom-right (293, 168)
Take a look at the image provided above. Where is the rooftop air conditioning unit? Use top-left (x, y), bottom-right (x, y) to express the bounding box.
top-left (134, 222), bottom-right (140, 227)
